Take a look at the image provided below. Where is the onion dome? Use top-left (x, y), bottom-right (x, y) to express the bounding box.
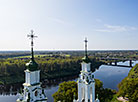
top-left (82, 55), bottom-right (91, 63)
top-left (26, 57), bottom-right (38, 71)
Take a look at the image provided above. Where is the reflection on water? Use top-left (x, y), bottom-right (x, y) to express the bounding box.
top-left (0, 84), bottom-right (21, 102)
top-left (0, 61), bottom-right (137, 102)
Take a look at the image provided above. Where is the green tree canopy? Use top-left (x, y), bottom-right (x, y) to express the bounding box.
top-left (117, 64), bottom-right (138, 102)
top-left (52, 81), bottom-right (77, 102)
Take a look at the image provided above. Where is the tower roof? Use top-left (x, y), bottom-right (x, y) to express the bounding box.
top-left (26, 30), bottom-right (38, 71)
top-left (82, 38), bottom-right (90, 63)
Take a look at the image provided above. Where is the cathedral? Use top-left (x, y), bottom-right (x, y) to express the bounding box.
top-left (17, 31), bottom-right (99, 102)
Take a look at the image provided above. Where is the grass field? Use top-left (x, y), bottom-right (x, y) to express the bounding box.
top-left (13, 54), bottom-right (71, 59)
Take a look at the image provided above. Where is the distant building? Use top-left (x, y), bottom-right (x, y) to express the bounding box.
top-left (74, 38), bottom-right (100, 102)
top-left (17, 30), bottom-right (47, 102)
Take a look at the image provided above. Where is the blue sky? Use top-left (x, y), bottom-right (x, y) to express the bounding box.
top-left (0, 0), bottom-right (138, 50)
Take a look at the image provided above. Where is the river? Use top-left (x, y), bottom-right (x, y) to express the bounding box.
top-left (0, 61), bottom-right (137, 102)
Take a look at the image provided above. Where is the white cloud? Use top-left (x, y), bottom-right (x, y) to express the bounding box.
top-left (95, 24), bottom-right (138, 32)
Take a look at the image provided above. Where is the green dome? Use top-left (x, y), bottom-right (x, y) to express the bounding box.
top-left (26, 59), bottom-right (38, 71)
top-left (82, 55), bottom-right (91, 63)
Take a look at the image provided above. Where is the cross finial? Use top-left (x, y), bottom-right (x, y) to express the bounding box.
top-left (84, 37), bottom-right (88, 57)
top-left (27, 30), bottom-right (37, 47)
top-left (27, 30), bottom-right (37, 60)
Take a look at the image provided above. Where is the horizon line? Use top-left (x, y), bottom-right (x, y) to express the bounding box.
top-left (0, 49), bottom-right (138, 51)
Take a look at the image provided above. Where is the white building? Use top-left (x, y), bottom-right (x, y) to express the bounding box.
top-left (74, 38), bottom-right (100, 102)
top-left (17, 31), bottom-right (47, 102)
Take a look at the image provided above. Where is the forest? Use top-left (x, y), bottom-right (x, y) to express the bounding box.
top-left (117, 64), bottom-right (138, 102)
top-left (0, 54), bottom-right (104, 85)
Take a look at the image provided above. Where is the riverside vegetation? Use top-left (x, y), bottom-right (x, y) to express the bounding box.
top-left (116, 64), bottom-right (138, 102)
top-left (0, 55), bottom-right (103, 85)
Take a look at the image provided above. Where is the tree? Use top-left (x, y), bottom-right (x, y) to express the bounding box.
top-left (117, 64), bottom-right (138, 102)
top-left (52, 81), bottom-right (77, 102)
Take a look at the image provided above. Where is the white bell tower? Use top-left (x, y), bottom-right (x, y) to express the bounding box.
top-left (77, 63), bottom-right (95, 102)
top-left (74, 38), bottom-right (99, 102)
top-left (17, 30), bottom-right (47, 102)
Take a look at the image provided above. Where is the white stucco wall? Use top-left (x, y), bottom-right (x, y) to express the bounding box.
top-left (25, 70), bottom-right (40, 85)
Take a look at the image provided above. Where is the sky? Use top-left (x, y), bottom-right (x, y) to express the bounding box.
top-left (0, 0), bottom-right (138, 51)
